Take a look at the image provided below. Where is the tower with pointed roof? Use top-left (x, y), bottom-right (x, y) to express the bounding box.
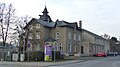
top-left (39, 6), bottom-right (52, 22)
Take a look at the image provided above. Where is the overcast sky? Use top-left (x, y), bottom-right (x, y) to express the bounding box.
top-left (1, 0), bottom-right (120, 39)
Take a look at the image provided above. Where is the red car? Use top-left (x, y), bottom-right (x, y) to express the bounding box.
top-left (94, 52), bottom-right (107, 57)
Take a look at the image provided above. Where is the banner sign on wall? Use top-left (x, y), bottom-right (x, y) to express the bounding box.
top-left (44, 44), bottom-right (52, 61)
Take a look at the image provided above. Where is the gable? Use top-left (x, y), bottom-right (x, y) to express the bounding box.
top-left (24, 18), bottom-right (38, 29)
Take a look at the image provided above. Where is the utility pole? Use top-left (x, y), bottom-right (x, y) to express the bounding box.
top-left (54, 42), bottom-right (56, 62)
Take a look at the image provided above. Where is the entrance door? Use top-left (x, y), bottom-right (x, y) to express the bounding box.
top-left (81, 46), bottom-right (84, 54)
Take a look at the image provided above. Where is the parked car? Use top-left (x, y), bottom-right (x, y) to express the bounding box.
top-left (94, 52), bottom-right (107, 57)
top-left (117, 52), bottom-right (120, 55)
top-left (107, 52), bottom-right (117, 56)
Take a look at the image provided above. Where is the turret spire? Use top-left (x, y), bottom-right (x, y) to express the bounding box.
top-left (42, 6), bottom-right (49, 14)
top-left (39, 6), bottom-right (52, 22)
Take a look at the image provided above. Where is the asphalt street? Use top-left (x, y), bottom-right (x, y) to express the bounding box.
top-left (0, 56), bottom-right (120, 67)
top-left (49, 56), bottom-right (120, 67)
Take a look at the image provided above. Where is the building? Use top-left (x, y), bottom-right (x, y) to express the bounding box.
top-left (23, 6), bottom-right (82, 56)
top-left (80, 29), bottom-right (110, 56)
top-left (23, 6), bottom-right (110, 57)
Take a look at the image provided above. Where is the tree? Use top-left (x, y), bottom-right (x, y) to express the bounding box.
top-left (111, 37), bottom-right (118, 42)
top-left (13, 15), bottom-right (31, 51)
top-left (101, 33), bottom-right (111, 39)
top-left (0, 3), bottom-right (16, 46)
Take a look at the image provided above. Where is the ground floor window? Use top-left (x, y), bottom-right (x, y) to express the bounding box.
top-left (74, 44), bottom-right (77, 52)
top-left (68, 44), bottom-right (72, 53)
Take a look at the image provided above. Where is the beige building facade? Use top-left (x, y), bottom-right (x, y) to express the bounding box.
top-left (23, 7), bottom-right (109, 57)
top-left (23, 7), bottom-right (82, 56)
top-left (80, 29), bottom-right (110, 56)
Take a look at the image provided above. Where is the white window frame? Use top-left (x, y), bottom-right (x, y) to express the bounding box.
top-left (36, 24), bottom-right (41, 29)
top-left (35, 32), bottom-right (40, 39)
top-left (78, 34), bottom-right (81, 41)
top-left (68, 32), bottom-right (71, 39)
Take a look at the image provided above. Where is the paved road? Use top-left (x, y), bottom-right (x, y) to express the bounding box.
top-left (50, 56), bottom-right (120, 67)
top-left (0, 56), bottom-right (120, 67)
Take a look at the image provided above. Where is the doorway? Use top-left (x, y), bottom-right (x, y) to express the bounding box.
top-left (81, 46), bottom-right (84, 54)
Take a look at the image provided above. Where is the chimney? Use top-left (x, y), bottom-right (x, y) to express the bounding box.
top-left (79, 20), bottom-right (82, 28)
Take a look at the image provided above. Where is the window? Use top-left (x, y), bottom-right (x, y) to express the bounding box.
top-left (68, 32), bottom-right (71, 39)
top-left (74, 33), bottom-right (76, 40)
top-left (90, 45), bottom-right (93, 53)
top-left (35, 44), bottom-right (40, 51)
top-left (56, 31), bottom-right (59, 39)
top-left (35, 32), bottom-right (40, 39)
top-left (28, 33), bottom-right (33, 39)
top-left (74, 44), bottom-right (77, 52)
top-left (36, 24), bottom-right (41, 29)
top-left (68, 44), bottom-right (72, 52)
top-left (78, 34), bottom-right (81, 41)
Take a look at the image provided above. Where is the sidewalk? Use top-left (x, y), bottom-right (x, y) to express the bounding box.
top-left (0, 60), bottom-right (83, 67)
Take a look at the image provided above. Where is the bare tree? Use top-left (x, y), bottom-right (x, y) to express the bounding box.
top-left (13, 15), bottom-right (31, 51)
top-left (101, 33), bottom-right (111, 39)
top-left (0, 3), bottom-right (16, 46)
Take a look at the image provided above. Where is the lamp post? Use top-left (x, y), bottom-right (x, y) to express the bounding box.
top-left (27, 41), bottom-right (30, 61)
top-left (54, 42), bottom-right (56, 62)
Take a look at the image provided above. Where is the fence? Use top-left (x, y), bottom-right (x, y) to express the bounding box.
top-left (0, 48), bottom-right (13, 61)
top-left (0, 50), bottom-right (64, 61)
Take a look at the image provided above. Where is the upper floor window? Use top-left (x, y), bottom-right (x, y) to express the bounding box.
top-left (96, 39), bottom-right (99, 44)
top-left (74, 33), bottom-right (76, 40)
top-left (28, 33), bottom-right (33, 39)
top-left (35, 32), bottom-right (40, 39)
top-left (68, 32), bottom-right (71, 39)
top-left (36, 24), bottom-right (41, 29)
top-left (78, 34), bottom-right (81, 41)
top-left (56, 31), bottom-right (59, 39)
